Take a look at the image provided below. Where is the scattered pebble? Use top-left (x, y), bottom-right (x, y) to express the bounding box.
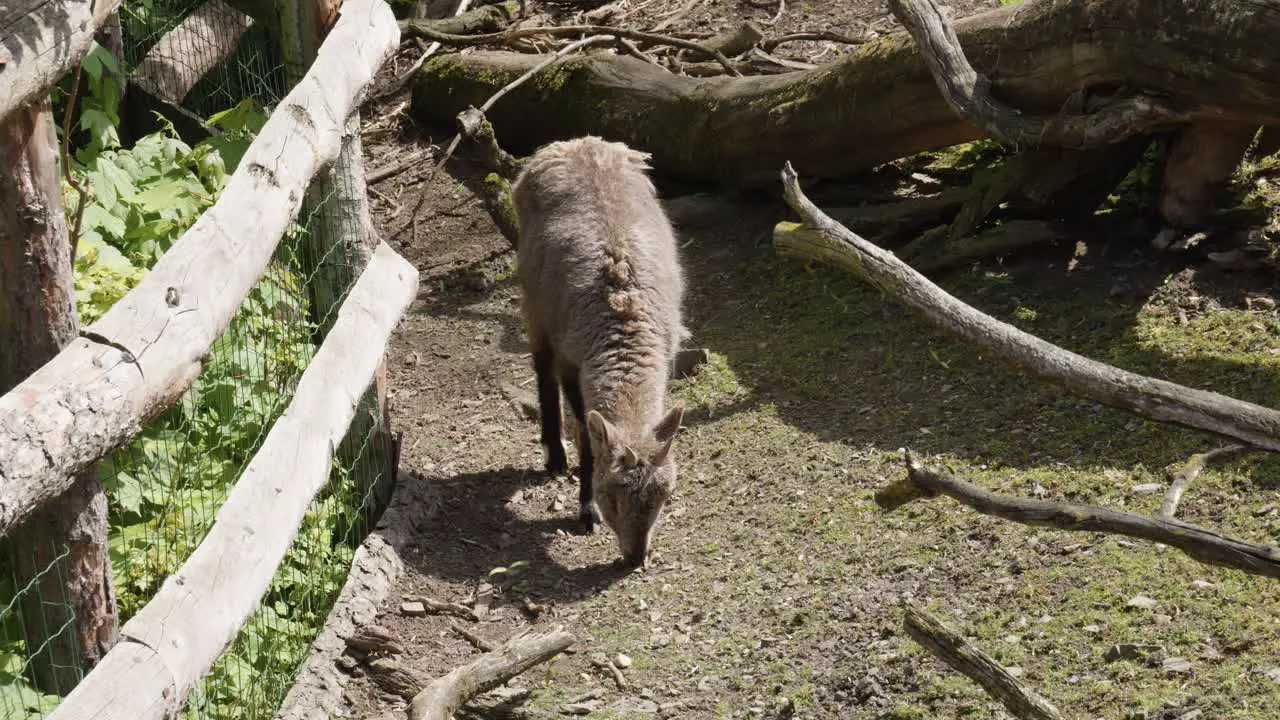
top-left (1162, 656), bottom-right (1194, 674)
top-left (1131, 483), bottom-right (1164, 496)
top-left (1126, 594), bottom-right (1158, 610)
top-left (1104, 643), bottom-right (1164, 662)
top-left (1190, 579), bottom-right (1215, 590)
top-left (399, 601), bottom-right (426, 617)
top-left (615, 652), bottom-right (633, 669)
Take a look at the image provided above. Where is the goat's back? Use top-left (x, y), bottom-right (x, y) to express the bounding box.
top-left (512, 137), bottom-right (684, 370)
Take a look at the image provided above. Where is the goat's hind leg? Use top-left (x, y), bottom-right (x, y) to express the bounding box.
top-left (561, 371), bottom-right (597, 534)
top-left (532, 344), bottom-right (568, 475)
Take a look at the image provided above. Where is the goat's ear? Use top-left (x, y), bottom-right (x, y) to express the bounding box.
top-left (651, 403), bottom-right (685, 464)
top-left (587, 410), bottom-right (615, 452)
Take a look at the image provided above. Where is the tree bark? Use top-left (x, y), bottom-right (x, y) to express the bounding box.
top-left (0, 100), bottom-right (118, 694)
top-left (411, 0), bottom-right (1280, 189)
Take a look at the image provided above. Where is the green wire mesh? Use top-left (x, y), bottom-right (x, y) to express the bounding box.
top-left (0, 2), bottom-right (396, 718)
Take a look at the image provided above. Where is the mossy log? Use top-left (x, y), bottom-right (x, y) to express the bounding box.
top-left (413, 0), bottom-right (1280, 189)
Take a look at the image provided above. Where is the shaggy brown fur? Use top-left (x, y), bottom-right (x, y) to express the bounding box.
top-left (512, 136), bottom-right (687, 567)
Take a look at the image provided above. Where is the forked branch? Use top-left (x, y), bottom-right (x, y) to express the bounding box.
top-left (774, 161), bottom-right (1280, 452)
top-left (903, 603), bottom-right (1062, 720)
top-left (1162, 444), bottom-right (1251, 518)
top-left (887, 0), bottom-right (1184, 147)
top-left (877, 449), bottom-right (1280, 579)
top-left (408, 626), bottom-right (576, 720)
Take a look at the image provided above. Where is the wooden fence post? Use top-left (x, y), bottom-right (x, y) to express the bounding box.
top-left (0, 100), bottom-right (119, 694)
top-left (281, 0), bottom-right (400, 512)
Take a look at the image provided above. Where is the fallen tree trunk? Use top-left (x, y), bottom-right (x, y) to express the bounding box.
top-left (773, 161), bottom-right (1280, 451)
top-left (412, 0), bottom-right (1280, 189)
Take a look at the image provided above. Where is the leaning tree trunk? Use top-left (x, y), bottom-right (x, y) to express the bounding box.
top-left (412, 0), bottom-right (1280, 189)
top-left (0, 101), bottom-right (119, 694)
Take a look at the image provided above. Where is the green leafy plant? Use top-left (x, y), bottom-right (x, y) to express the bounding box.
top-left (1, 36), bottom-right (377, 720)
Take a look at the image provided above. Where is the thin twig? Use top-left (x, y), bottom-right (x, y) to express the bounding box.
top-left (759, 30), bottom-right (865, 52)
top-left (404, 595), bottom-right (481, 621)
top-left (368, 149), bottom-right (432, 184)
top-left (432, 34), bottom-right (614, 172)
top-left (1162, 444), bottom-right (1250, 518)
top-left (376, 0), bottom-right (476, 100)
top-left (450, 620), bottom-right (497, 651)
top-left (408, 24), bottom-right (741, 76)
top-left (60, 63), bottom-right (88, 266)
top-left (589, 655), bottom-right (628, 690)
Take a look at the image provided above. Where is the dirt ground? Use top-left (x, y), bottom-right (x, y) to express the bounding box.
top-left (340, 1), bottom-right (1280, 718)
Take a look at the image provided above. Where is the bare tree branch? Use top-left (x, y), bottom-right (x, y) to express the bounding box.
top-left (903, 603), bottom-right (1062, 720)
top-left (877, 449), bottom-right (1280, 579)
top-left (886, 0), bottom-right (1184, 147)
top-left (773, 161), bottom-right (1280, 452)
top-left (408, 626), bottom-right (576, 720)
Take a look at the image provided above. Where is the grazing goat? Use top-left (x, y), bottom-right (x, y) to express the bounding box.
top-left (512, 136), bottom-right (687, 567)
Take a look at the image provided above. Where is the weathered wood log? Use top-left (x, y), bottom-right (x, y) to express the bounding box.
top-left (877, 449), bottom-right (1280, 579)
top-left (773, 161), bottom-right (1280, 451)
top-left (408, 626), bottom-right (576, 720)
top-left (888, 0), bottom-right (1180, 148)
top-left (47, 241), bottom-right (419, 720)
top-left (0, 0), bottom-right (399, 536)
top-left (903, 603), bottom-right (1062, 720)
top-left (0, 98), bottom-right (118, 695)
top-left (399, 0), bottom-right (520, 39)
top-left (0, 0), bottom-right (120, 125)
top-left (412, 0), bottom-right (1280, 189)
top-left (131, 0), bottom-right (254, 104)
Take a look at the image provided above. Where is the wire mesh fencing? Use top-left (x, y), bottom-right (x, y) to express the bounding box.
top-left (0, 2), bottom-right (396, 718)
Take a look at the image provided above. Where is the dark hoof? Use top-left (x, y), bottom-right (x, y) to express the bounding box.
top-left (544, 445), bottom-right (569, 476)
top-left (577, 502), bottom-right (598, 534)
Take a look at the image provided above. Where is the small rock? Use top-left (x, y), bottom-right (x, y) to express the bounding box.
top-left (561, 701), bottom-right (603, 715)
top-left (399, 601), bottom-right (426, 617)
top-left (1005, 666), bottom-right (1024, 678)
top-left (1126, 594), bottom-right (1158, 610)
top-left (615, 652), bottom-right (633, 669)
top-left (1162, 656), bottom-right (1193, 673)
top-left (697, 675), bottom-right (719, 692)
top-left (853, 677), bottom-right (883, 702)
top-left (1261, 667), bottom-right (1280, 682)
top-left (1082, 624), bottom-right (1102, 633)
top-left (1190, 579), bottom-right (1215, 590)
top-left (1131, 483), bottom-right (1164, 496)
top-left (610, 698), bottom-right (660, 714)
top-left (551, 495), bottom-right (565, 512)
top-left (335, 654), bottom-right (359, 673)
top-left (1152, 613), bottom-right (1173, 625)
top-left (1175, 710), bottom-right (1203, 720)
top-left (1105, 643), bottom-right (1164, 662)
